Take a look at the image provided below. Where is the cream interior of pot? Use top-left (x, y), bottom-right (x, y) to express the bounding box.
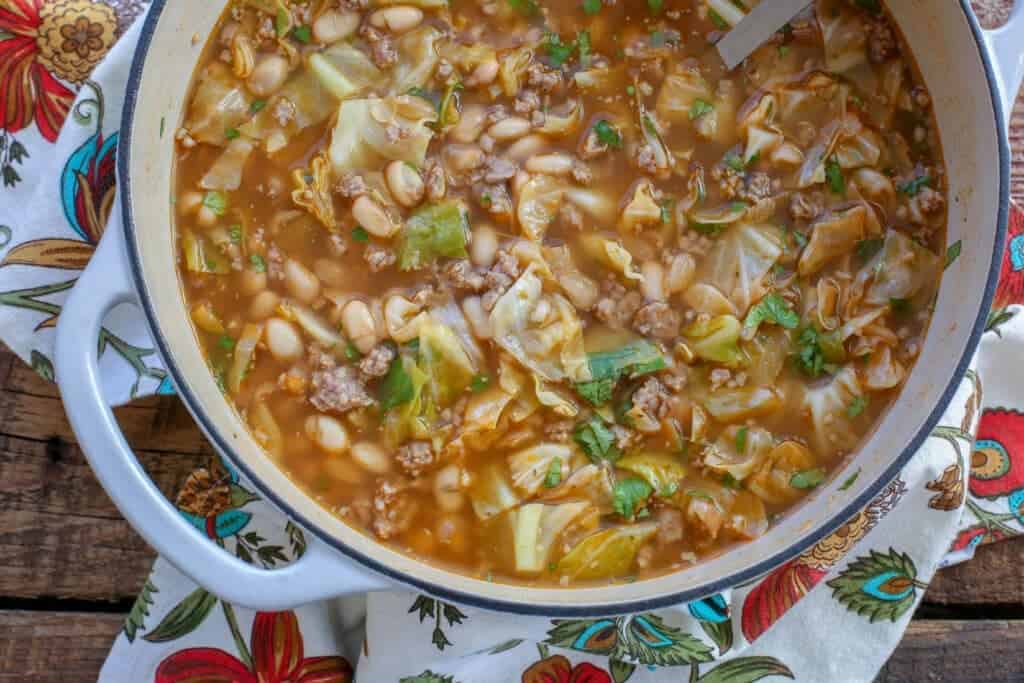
top-left (125, 0), bottom-right (1004, 610)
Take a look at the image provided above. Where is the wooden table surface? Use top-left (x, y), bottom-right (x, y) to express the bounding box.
top-left (3, 8), bottom-right (1024, 681)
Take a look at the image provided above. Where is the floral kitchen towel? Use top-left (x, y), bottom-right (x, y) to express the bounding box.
top-left (0, 1), bottom-right (1022, 682)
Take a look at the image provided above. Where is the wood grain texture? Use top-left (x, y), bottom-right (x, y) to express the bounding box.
top-left (878, 620), bottom-right (1024, 683)
top-left (0, 611), bottom-right (123, 682)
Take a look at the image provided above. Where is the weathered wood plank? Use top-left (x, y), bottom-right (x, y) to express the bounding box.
top-left (0, 611), bottom-right (123, 682)
top-left (926, 535), bottom-right (1024, 607)
top-left (878, 620), bottom-right (1024, 682)
top-left (0, 432), bottom-right (206, 601)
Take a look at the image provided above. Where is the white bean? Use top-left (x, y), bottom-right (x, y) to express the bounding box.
top-left (461, 296), bottom-right (492, 340)
top-left (640, 261), bottom-right (666, 302)
top-left (312, 9), bottom-right (360, 44)
top-left (196, 204), bottom-right (218, 228)
top-left (342, 300), bottom-right (378, 353)
top-left (466, 59), bottom-right (499, 88)
top-left (239, 267), bottom-right (267, 296)
top-left (247, 54), bottom-right (290, 98)
top-left (470, 225), bottom-right (499, 267)
top-left (264, 318), bottom-right (304, 362)
top-left (351, 441), bottom-right (391, 474)
top-left (385, 160), bottom-right (425, 208)
top-left (248, 290), bottom-right (280, 320)
top-left (525, 153), bottom-right (575, 176)
top-left (369, 6), bottom-right (423, 33)
top-left (179, 191), bottom-right (203, 215)
top-left (487, 116), bottom-right (531, 143)
top-left (449, 104), bottom-right (488, 144)
top-left (384, 295), bottom-right (425, 342)
top-left (283, 258), bottom-right (321, 304)
top-left (505, 134), bottom-right (547, 162)
top-left (305, 414), bottom-right (350, 454)
top-left (443, 144), bottom-right (485, 173)
top-left (664, 253), bottom-right (696, 295)
top-left (433, 464), bottom-right (465, 512)
top-left (313, 258), bottom-right (346, 288)
top-left (351, 195), bottom-right (398, 238)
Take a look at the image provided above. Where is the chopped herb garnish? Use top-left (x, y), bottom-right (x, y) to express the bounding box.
top-left (790, 467), bottom-right (826, 489)
top-left (470, 374), bottom-right (491, 392)
top-left (826, 156), bottom-right (845, 194)
top-left (898, 174), bottom-right (933, 196)
top-left (507, 0), bottom-right (539, 16)
top-left (573, 414), bottom-right (622, 464)
top-left (202, 191), bottom-right (227, 216)
top-left (583, 0), bottom-right (602, 15)
top-left (846, 395), bottom-right (868, 418)
top-left (744, 293), bottom-right (800, 335)
top-left (660, 199), bottom-right (674, 224)
top-left (945, 240), bottom-right (962, 269)
top-left (544, 457), bottom-right (563, 488)
top-left (689, 221), bottom-right (724, 236)
top-left (709, 9), bottom-right (729, 29)
top-left (612, 477), bottom-right (653, 519)
top-left (218, 335), bottom-right (235, 351)
top-left (721, 472), bottom-right (741, 489)
top-left (225, 128), bottom-right (240, 140)
top-left (626, 85), bottom-right (636, 96)
top-left (250, 99), bottom-right (267, 113)
top-left (647, 0), bottom-right (663, 13)
top-left (545, 32), bottom-right (575, 67)
top-left (575, 377), bottom-right (615, 406)
top-left (351, 226), bottom-right (370, 242)
top-left (889, 297), bottom-right (912, 315)
top-left (575, 341), bottom-right (666, 404)
top-left (649, 30), bottom-right (679, 47)
top-left (379, 354), bottom-right (415, 412)
top-left (856, 237), bottom-right (884, 262)
top-left (778, 45), bottom-right (790, 57)
top-left (594, 119), bottom-right (623, 149)
top-left (229, 225), bottom-right (242, 243)
top-left (159, 117), bottom-right (166, 138)
top-left (275, 8), bottom-right (290, 37)
top-left (838, 468), bottom-right (862, 491)
top-left (792, 230), bottom-right (809, 249)
top-left (689, 98), bottom-right (715, 120)
top-left (291, 25), bottom-right (311, 43)
top-left (344, 341), bottom-right (362, 361)
top-left (795, 325), bottom-right (845, 377)
top-left (577, 30), bottom-right (592, 68)
top-left (660, 482), bottom-right (679, 497)
top-left (724, 153), bottom-right (746, 172)
top-left (249, 253), bottom-right (266, 273)
top-left (735, 427), bottom-right (748, 454)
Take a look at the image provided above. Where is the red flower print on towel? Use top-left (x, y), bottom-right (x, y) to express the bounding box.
top-left (155, 610), bottom-right (353, 683)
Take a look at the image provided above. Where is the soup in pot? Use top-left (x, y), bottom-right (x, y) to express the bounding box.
top-left (173, 0), bottom-right (947, 585)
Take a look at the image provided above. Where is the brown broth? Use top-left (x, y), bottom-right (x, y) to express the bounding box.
top-left (174, 0), bottom-right (946, 586)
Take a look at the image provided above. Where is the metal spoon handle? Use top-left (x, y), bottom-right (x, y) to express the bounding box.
top-left (716, 0), bottom-right (812, 70)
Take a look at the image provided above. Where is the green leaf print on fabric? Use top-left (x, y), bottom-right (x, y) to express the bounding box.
top-left (30, 349), bottom-right (54, 381)
top-left (143, 587), bottom-right (218, 643)
top-left (545, 614), bottom-right (714, 666)
top-left (610, 658), bottom-right (637, 683)
top-left (123, 579), bottom-right (157, 642)
top-left (408, 595), bottom-right (468, 651)
top-left (694, 656), bottom-right (794, 682)
top-left (826, 548), bottom-right (927, 623)
top-left (399, 672), bottom-right (457, 683)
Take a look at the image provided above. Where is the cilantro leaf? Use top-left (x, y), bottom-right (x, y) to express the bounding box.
top-left (689, 98), bottom-right (715, 120)
top-left (379, 353), bottom-right (416, 412)
top-left (250, 99), bottom-right (267, 113)
top-left (838, 468), bottom-right (861, 491)
top-left (613, 477), bottom-right (653, 519)
top-left (846, 395), bottom-right (868, 418)
top-left (583, 0), bottom-right (602, 14)
top-left (897, 175), bottom-right (933, 196)
top-left (573, 414), bottom-right (622, 464)
top-left (889, 297), bottom-right (912, 315)
top-left (826, 156), bottom-right (845, 194)
top-left (794, 326), bottom-right (845, 377)
top-left (724, 153), bottom-right (746, 172)
top-left (594, 120), bottom-right (622, 149)
top-left (508, 0), bottom-right (539, 16)
top-left (577, 30), bottom-right (592, 68)
top-left (709, 9), bottom-right (728, 29)
top-left (225, 128), bottom-right (240, 140)
top-left (790, 467), bottom-right (826, 489)
top-left (647, 0), bottom-right (663, 13)
top-left (744, 293), bottom-right (800, 334)
top-left (735, 427), bottom-right (748, 454)
top-left (544, 457), bottom-right (563, 488)
top-left (351, 226), bottom-right (370, 242)
top-left (470, 374), bottom-right (491, 392)
top-left (574, 377), bottom-right (616, 406)
top-left (545, 32), bottom-right (575, 67)
top-left (202, 191), bottom-right (227, 216)
top-left (291, 25), bottom-right (312, 44)
top-left (249, 254), bottom-right (266, 273)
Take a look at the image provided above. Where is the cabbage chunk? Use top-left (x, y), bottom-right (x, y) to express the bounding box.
top-left (328, 96), bottom-right (435, 174)
top-left (470, 463), bottom-right (521, 520)
top-left (617, 453), bottom-right (687, 495)
top-left (239, 70), bottom-right (336, 154)
top-left (696, 221), bottom-right (783, 315)
top-left (391, 26), bottom-right (442, 94)
top-left (513, 501), bottom-right (593, 574)
top-left (801, 366), bottom-right (864, 456)
top-left (185, 63), bottom-right (252, 146)
top-left (200, 138), bottom-right (255, 191)
top-left (859, 230), bottom-right (941, 306)
top-left (398, 201), bottom-right (470, 270)
top-left (308, 42), bottom-right (383, 100)
top-left (490, 264), bottom-right (591, 383)
top-left (418, 318), bottom-right (477, 407)
top-left (799, 204), bottom-right (879, 277)
top-left (682, 315), bottom-right (746, 368)
top-left (509, 444), bottom-right (574, 496)
top-left (556, 524), bottom-right (657, 580)
top-left (703, 426), bottom-right (775, 480)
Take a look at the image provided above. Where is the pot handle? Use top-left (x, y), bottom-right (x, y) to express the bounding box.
top-left (55, 222), bottom-right (390, 610)
top-left (982, 0), bottom-right (1024, 128)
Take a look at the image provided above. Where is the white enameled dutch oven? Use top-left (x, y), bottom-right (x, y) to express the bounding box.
top-left (54, 1), bottom-right (1024, 614)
